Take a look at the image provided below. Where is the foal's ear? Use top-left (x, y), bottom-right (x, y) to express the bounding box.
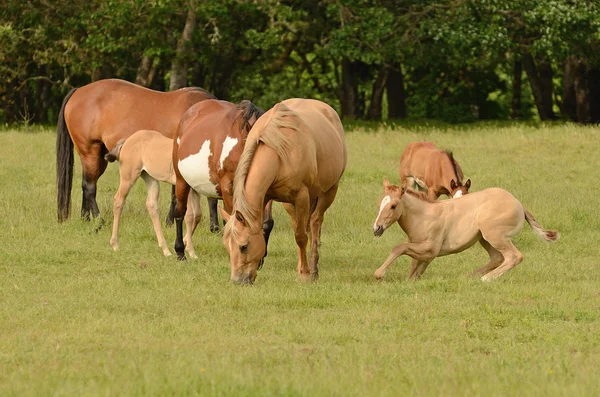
top-left (465, 179), bottom-right (471, 190)
top-left (383, 178), bottom-right (390, 189)
top-left (235, 210), bottom-right (246, 226)
top-left (450, 179), bottom-right (457, 190)
top-left (219, 207), bottom-right (231, 223)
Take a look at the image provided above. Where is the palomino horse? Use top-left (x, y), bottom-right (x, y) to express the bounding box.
top-left (56, 78), bottom-right (222, 231)
top-left (172, 99), bottom-right (273, 261)
top-left (219, 98), bottom-right (347, 284)
top-left (372, 179), bottom-right (559, 281)
top-left (105, 130), bottom-right (202, 257)
top-left (399, 141), bottom-right (471, 199)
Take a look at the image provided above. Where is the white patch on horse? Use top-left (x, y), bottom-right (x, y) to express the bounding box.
top-left (374, 195), bottom-right (391, 228)
top-left (219, 136), bottom-right (238, 170)
top-left (176, 137), bottom-right (180, 145)
top-left (453, 190), bottom-right (463, 198)
top-left (177, 140), bottom-right (219, 197)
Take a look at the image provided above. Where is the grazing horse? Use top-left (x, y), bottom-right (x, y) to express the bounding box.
top-left (399, 141), bottom-right (471, 199)
top-left (105, 130), bottom-right (202, 257)
top-left (172, 99), bottom-right (272, 261)
top-left (372, 179), bottom-right (559, 281)
top-left (220, 98), bottom-right (347, 284)
top-left (56, 78), bottom-right (222, 231)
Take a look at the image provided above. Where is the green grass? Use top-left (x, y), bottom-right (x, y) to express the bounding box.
top-left (0, 123), bottom-right (599, 396)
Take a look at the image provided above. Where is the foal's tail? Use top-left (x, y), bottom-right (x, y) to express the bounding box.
top-left (525, 210), bottom-right (559, 242)
top-left (104, 140), bottom-right (125, 162)
top-left (56, 87), bottom-right (77, 223)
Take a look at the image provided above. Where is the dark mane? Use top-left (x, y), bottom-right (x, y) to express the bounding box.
top-left (444, 150), bottom-right (462, 184)
top-left (404, 188), bottom-right (436, 203)
top-left (235, 100), bottom-right (265, 132)
top-left (188, 87), bottom-right (217, 100)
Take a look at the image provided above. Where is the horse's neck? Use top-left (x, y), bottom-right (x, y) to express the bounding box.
top-left (440, 156), bottom-right (459, 187)
top-left (243, 145), bottom-right (280, 226)
top-left (399, 195), bottom-right (433, 232)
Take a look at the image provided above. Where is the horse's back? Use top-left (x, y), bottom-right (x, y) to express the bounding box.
top-left (460, 188), bottom-right (524, 227)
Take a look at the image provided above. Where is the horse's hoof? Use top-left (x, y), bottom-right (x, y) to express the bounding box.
top-left (177, 254), bottom-right (187, 262)
top-left (210, 225), bottom-right (220, 234)
top-left (163, 251), bottom-right (172, 257)
top-left (374, 272), bottom-right (385, 281)
top-left (188, 253), bottom-right (198, 259)
top-left (111, 245), bottom-right (119, 252)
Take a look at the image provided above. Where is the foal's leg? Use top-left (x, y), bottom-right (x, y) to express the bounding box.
top-left (471, 239), bottom-right (504, 276)
top-left (374, 242), bottom-right (436, 280)
top-left (110, 169), bottom-right (138, 252)
top-left (141, 173), bottom-right (171, 256)
top-left (183, 190), bottom-right (202, 259)
top-left (481, 240), bottom-right (524, 282)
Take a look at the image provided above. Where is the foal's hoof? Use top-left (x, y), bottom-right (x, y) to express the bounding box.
top-left (374, 271), bottom-right (385, 281)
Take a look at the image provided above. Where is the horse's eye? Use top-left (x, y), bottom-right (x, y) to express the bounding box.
top-left (240, 244), bottom-right (248, 253)
top-left (391, 205), bottom-right (397, 210)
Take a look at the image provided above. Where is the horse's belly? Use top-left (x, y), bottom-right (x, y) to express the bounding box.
top-left (177, 142), bottom-right (220, 198)
top-left (438, 231), bottom-right (481, 256)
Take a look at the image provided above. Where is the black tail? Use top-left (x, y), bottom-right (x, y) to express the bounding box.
top-left (104, 140), bottom-right (125, 162)
top-left (56, 88), bottom-right (77, 222)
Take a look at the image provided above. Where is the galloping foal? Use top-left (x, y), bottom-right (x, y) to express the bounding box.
top-left (372, 179), bottom-right (559, 281)
top-left (399, 141), bottom-right (471, 199)
top-left (105, 130), bottom-right (202, 257)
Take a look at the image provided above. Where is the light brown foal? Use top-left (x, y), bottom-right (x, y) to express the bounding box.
top-left (105, 130), bottom-right (201, 257)
top-left (399, 141), bottom-right (470, 199)
top-left (372, 179), bottom-right (558, 281)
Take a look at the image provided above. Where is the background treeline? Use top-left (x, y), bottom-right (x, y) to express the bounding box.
top-left (1, 0), bottom-right (600, 125)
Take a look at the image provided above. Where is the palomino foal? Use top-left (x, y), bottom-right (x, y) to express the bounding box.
top-left (399, 141), bottom-right (470, 199)
top-left (105, 130), bottom-right (201, 257)
top-left (372, 179), bottom-right (558, 281)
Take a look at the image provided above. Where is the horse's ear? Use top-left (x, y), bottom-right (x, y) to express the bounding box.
top-left (465, 179), bottom-right (471, 190)
top-left (383, 178), bottom-right (390, 189)
top-left (219, 207), bottom-right (231, 223)
top-left (235, 210), bottom-right (246, 226)
top-left (450, 179), bottom-right (457, 190)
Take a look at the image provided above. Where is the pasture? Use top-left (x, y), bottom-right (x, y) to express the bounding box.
top-left (1, 123), bottom-right (599, 396)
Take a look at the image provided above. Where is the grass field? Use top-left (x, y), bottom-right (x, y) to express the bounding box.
top-left (1, 122), bottom-right (599, 396)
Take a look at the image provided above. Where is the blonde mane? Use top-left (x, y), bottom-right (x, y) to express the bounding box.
top-left (403, 188), bottom-right (437, 203)
top-left (228, 102), bottom-right (296, 234)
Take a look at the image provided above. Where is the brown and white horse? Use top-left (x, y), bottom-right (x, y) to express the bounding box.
top-left (399, 141), bottom-right (471, 199)
top-left (56, 79), bottom-right (222, 231)
top-left (105, 130), bottom-right (202, 257)
top-left (171, 99), bottom-right (272, 261)
top-left (372, 179), bottom-right (559, 281)
top-left (220, 98), bottom-right (347, 284)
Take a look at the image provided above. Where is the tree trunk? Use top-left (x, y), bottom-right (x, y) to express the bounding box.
top-left (340, 59), bottom-right (359, 119)
top-left (169, 1), bottom-right (197, 91)
top-left (387, 63), bottom-right (406, 119)
top-left (136, 55), bottom-right (159, 87)
top-left (573, 59), bottom-right (590, 123)
top-left (366, 66), bottom-right (388, 120)
top-left (588, 66), bottom-right (600, 123)
top-left (511, 59), bottom-right (522, 120)
top-left (562, 57), bottom-right (578, 121)
top-left (523, 53), bottom-right (556, 120)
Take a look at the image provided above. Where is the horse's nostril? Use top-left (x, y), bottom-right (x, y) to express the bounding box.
top-left (373, 225), bottom-right (384, 236)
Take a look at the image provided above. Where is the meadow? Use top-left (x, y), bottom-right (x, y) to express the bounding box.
top-left (0, 122), bottom-right (599, 396)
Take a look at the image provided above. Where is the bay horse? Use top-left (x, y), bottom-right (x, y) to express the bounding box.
top-left (372, 179), bottom-right (559, 281)
top-left (171, 99), bottom-right (274, 261)
top-left (105, 130), bottom-right (202, 257)
top-left (399, 141), bottom-right (471, 199)
top-left (219, 98), bottom-right (347, 284)
top-left (56, 78), bottom-right (223, 232)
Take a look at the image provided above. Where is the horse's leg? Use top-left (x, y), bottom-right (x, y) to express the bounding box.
top-left (408, 259), bottom-right (433, 280)
top-left (141, 173), bottom-right (171, 256)
top-left (109, 172), bottom-right (137, 252)
top-left (262, 200), bottom-right (275, 258)
top-left (165, 185), bottom-right (176, 227)
top-left (471, 238), bottom-right (504, 276)
top-left (481, 240), bottom-right (524, 282)
top-left (308, 185), bottom-right (339, 278)
top-left (80, 143), bottom-right (108, 221)
top-left (283, 189), bottom-right (311, 280)
top-left (427, 187), bottom-right (438, 200)
top-left (208, 198), bottom-right (220, 233)
top-left (173, 177), bottom-right (191, 261)
top-left (183, 190), bottom-right (202, 259)
top-left (374, 242), bottom-right (435, 280)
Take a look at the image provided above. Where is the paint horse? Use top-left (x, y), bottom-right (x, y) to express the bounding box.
top-left (56, 78), bottom-right (222, 232)
top-left (372, 179), bottom-right (559, 281)
top-left (399, 141), bottom-right (471, 199)
top-left (172, 99), bottom-right (273, 261)
top-left (220, 98), bottom-right (347, 284)
top-left (105, 130), bottom-right (202, 257)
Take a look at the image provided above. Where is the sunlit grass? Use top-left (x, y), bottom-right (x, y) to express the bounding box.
top-left (0, 123), bottom-right (598, 396)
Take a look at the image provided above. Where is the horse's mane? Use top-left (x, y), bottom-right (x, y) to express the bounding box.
top-left (234, 100), bottom-right (265, 135)
top-left (229, 102), bottom-right (296, 234)
top-left (444, 150), bottom-right (462, 184)
top-left (403, 188), bottom-right (436, 203)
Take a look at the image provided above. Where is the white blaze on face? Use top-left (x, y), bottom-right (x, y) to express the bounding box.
top-left (219, 136), bottom-right (238, 170)
top-left (453, 190), bottom-right (463, 198)
top-left (374, 195), bottom-right (391, 228)
top-left (177, 140), bottom-right (219, 197)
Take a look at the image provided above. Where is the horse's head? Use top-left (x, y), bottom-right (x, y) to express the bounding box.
top-left (373, 178), bottom-right (404, 237)
top-left (221, 208), bottom-right (266, 284)
top-left (450, 178), bottom-right (471, 198)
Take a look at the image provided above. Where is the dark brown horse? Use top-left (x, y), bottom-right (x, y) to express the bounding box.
top-left (56, 78), bottom-right (223, 229)
top-left (171, 99), bottom-right (275, 261)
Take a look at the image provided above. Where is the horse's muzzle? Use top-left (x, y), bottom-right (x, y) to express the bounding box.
top-left (373, 225), bottom-right (385, 237)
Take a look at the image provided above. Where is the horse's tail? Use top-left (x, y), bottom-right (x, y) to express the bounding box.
top-left (56, 87), bottom-right (77, 223)
top-left (104, 140), bottom-right (125, 162)
top-left (525, 210), bottom-right (559, 242)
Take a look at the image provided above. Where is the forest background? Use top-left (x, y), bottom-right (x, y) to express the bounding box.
top-left (1, 0), bottom-right (600, 125)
